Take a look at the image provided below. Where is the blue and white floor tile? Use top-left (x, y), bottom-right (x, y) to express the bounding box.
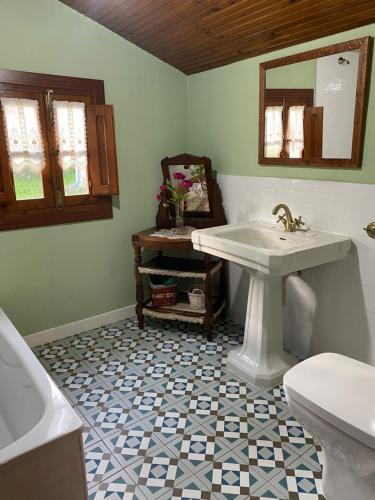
top-left (34, 317), bottom-right (324, 499)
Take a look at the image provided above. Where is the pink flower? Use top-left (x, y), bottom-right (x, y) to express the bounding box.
top-left (173, 172), bottom-right (186, 180)
top-left (160, 184), bottom-right (168, 192)
top-left (181, 180), bottom-right (193, 188)
top-left (156, 194), bottom-right (161, 201)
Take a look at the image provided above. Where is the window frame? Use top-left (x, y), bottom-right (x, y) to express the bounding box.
top-left (0, 69), bottom-right (113, 231)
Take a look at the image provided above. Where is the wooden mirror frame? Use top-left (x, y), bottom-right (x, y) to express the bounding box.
top-left (161, 153), bottom-right (214, 218)
top-left (156, 153), bottom-right (226, 229)
top-left (258, 36), bottom-right (372, 168)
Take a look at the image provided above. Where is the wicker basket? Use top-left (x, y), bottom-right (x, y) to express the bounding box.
top-left (188, 288), bottom-right (205, 310)
top-left (149, 276), bottom-right (177, 308)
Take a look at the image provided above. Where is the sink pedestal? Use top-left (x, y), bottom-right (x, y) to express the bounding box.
top-left (227, 269), bottom-right (296, 387)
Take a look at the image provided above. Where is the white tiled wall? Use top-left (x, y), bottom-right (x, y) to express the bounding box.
top-left (218, 174), bottom-right (375, 364)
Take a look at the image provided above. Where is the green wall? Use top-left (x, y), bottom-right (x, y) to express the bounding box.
top-left (0, 0), bottom-right (186, 335)
top-left (1, 2), bottom-right (375, 336)
top-left (187, 24), bottom-right (375, 183)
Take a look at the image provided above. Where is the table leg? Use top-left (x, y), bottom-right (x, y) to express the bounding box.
top-left (203, 253), bottom-right (213, 341)
top-left (134, 244), bottom-right (144, 329)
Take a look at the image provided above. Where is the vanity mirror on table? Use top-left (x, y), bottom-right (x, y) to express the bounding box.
top-left (132, 153), bottom-right (227, 340)
top-left (156, 153), bottom-right (226, 230)
top-left (259, 36), bottom-right (371, 168)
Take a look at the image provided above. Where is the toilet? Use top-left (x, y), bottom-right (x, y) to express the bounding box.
top-left (283, 353), bottom-right (375, 500)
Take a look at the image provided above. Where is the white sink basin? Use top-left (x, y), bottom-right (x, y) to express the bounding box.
top-left (192, 221), bottom-right (351, 276)
top-left (192, 221), bottom-right (351, 387)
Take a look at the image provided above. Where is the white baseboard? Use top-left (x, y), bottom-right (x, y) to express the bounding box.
top-left (25, 304), bottom-right (136, 348)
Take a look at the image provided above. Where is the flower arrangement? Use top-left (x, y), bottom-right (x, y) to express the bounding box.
top-left (156, 172), bottom-right (193, 208)
top-left (156, 172), bottom-right (193, 234)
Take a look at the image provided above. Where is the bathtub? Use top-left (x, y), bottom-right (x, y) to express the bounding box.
top-left (0, 308), bottom-right (87, 500)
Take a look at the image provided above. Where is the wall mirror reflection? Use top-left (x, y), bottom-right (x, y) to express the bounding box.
top-left (258, 37), bottom-right (371, 168)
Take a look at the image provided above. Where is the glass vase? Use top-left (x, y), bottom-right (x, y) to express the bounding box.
top-left (173, 200), bottom-right (188, 235)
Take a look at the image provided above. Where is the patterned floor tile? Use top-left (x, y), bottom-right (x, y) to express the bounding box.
top-left (187, 394), bottom-right (219, 417)
top-left (69, 334), bottom-right (99, 351)
top-left (252, 481), bottom-right (287, 499)
top-left (194, 364), bottom-right (222, 382)
top-left (86, 404), bottom-right (137, 439)
top-left (109, 373), bottom-right (144, 394)
top-left (265, 383), bottom-right (288, 403)
top-left (144, 361), bottom-right (173, 379)
top-left (211, 412), bottom-right (260, 441)
top-left (83, 346), bottom-right (112, 364)
top-left (128, 391), bottom-right (164, 414)
top-left (199, 342), bottom-right (223, 356)
top-left (88, 470), bottom-right (137, 500)
top-left (162, 377), bottom-right (195, 398)
top-left (303, 444), bottom-right (325, 470)
top-left (105, 426), bottom-right (160, 466)
top-left (35, 316), bottom-right (325, 499)
top-left (272, 417), bottom-right (315, 454)
top-left (278, 465), bottom-right (324, 499)
top-left (174, 351), bottom-right (200, 366)
top-left (61, 371), bottom-right (104, 390)
top-left (205, 457), bottom-right (265, 497)
top-left (95, 359), bottom-right (128, 379)
top-left (155, 340), bottom-right (180, 354)
top-left (218, 379), bottom-right (249, 401)
top-left (38, 343), bottom-right (70, 361)
top-left (171, 483), bottom-right (211, 499)
top-left (82, 423), bottom-right (102, 448)
top-left (99, 326), bottom-right (128, 342)
top-left (134, 453), bottom-right (179, 490)
top-left (47, 357), bottom-right (86, 377)
top-left (128, 350), bottom-right (154, 365)
top-left (151, 409), bottom-right (189, 436)
top-left (84, 440), bottom-right (123, 488)
top-left (139, 329), bottom-right (163, 342)
top-left (108, 338), bottom-right (139, 359)
top-left (71, 384), bottom-right (120, 413)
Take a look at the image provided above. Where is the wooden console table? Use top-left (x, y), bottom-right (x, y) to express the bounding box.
top-left (132, 227), bottom-right (226, 341)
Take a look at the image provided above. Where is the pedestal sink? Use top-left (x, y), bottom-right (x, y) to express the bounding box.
top-left (192, 221), bottom-right (351, 387)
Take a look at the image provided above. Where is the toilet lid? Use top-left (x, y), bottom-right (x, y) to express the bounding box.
top-left (283, 353), bottom-right (375, 450)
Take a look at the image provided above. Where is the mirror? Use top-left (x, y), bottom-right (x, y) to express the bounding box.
top-left (156, 153), bottom-right (227, 230)
top-left (161, 153), bottom-right (213, 217)
top-left (259, 37), bottom-right (371, 168)
top-left (169, 164), bottom-right (209, 213)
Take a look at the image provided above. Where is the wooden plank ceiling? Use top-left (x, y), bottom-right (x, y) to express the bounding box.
top-left (60, 0), bottom-right (375, 74)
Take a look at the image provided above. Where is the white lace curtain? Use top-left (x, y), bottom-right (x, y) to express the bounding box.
top-left (53, 101), bottom-right (88, 172)
top-left (286, 105), bottom-right (305, 158)
top-left (264, 106), bottom-right (283, 157)
top-left (1, 97), bottom-right (46, 174)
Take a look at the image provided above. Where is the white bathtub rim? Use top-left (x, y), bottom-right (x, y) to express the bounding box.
top-left (0, 308), bottom-right (82, 465)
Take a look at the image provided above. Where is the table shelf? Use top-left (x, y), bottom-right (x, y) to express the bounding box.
top-left (138, 256), bottom-right (222, 279)
top-left (132, 227), bottom-right (227, 340)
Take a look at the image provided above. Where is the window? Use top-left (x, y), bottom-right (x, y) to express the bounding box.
top-left (264, 105), bottom-right (283, 157)
top-left (0, 70), bottom-right (119, 231)
top-left (264, 89), bottom-right (314, 159)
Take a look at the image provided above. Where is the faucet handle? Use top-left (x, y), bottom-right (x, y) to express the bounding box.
top-left (294, 216), bottom-right (305, 228)
top-left (294, 216), bottom-right (310, 232)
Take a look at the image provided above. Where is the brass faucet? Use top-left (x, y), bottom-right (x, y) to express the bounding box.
top-left (272, 204), bottom-right (305, 232)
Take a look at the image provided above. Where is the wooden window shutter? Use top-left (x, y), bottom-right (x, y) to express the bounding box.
top-left (0, 160), bottom-right (13, 205)
top-left (87, 104), bottom-right (119, 195)
top-left (0, 114), bottom-right (14, 205)
top-left (304, 107), bottom-right (323, 160)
